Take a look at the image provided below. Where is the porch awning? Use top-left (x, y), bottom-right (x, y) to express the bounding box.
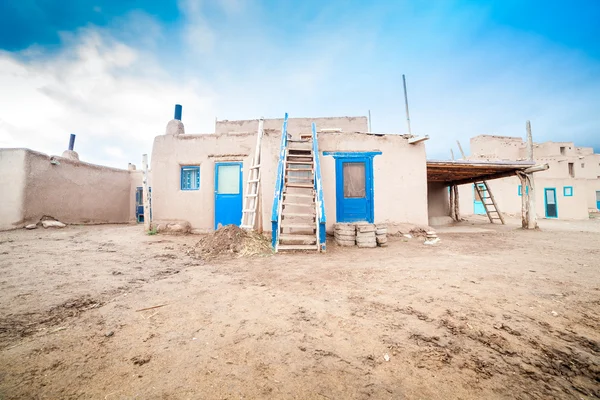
top-left (426, 160), bottom-right (535, 185)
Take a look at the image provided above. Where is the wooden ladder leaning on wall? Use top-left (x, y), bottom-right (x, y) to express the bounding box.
top-left (240, 119), bottom-right (264, 230)
top-left (474, 180), bottom-right (505, 224)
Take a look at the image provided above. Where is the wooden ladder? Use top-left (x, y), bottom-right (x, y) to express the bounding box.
top-left (475, 181), bottom-right (505, 224)
top-left (241, 119), bottom-right (264, 230)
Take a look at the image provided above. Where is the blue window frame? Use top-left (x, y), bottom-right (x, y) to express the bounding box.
top-left (518, 185), bottom-right (529, 196)
top-left (181, 166), bottom-right (200, 190)
top-left (563, 186), bottom-right (573, 197)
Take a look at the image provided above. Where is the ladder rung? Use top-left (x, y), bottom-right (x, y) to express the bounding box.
top-left (249, 164), bottom-right (261, 169)
top-left (243, 209), bottom-right (256, 213)
top-left (287, 161), bottom-right (313, 164)
top-left (283, 212), bottom-right (315, 217)
top-left (286, 167), bottom-right (313, 171)
top-left (286, 183), bottom-right (313, 188)
top-left (248, 179), bottom-right (259, 183)
top-left (245, 194), bottom-right (258, 197)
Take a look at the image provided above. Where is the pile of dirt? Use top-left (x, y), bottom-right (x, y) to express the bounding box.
top-left (192, 225), bottom-right (273, 259)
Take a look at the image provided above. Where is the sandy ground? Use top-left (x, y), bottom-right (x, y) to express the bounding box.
top-left (0, 218), bottom-right (599, 399)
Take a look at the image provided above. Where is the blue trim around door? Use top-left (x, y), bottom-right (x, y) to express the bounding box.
top-left (324, 152), bottom-right (381, 223)
top-left (544, 187), bottom-right (558, 218)
top-left (214, 162), bottom-right (243, 230)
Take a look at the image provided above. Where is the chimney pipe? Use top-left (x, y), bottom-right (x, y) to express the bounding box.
top-left (68, 134), bottom-right (76, 151)
top-left (174, 104), bottom-right (182, 121)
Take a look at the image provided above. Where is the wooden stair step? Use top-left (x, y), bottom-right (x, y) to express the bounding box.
top-left (286, 183), bottom-right (314, 188)
top-left (280, 222), bottom-right (315, 229)
top-left (283, 202), bottom-right (314, 207)
top-left (287, 160), bottom-right (313, 164)
top-left (279, 234), bottom-right (317, 242)
top-left (286, 167), bottom-right (313, 172)
top-left (277, 244), bottom-right (319, 251)
top-left (283, 192), bottom-right (314, 198)
top-left (282, 212), bottom-right (315, 217)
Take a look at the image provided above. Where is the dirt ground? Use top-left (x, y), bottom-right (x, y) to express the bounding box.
top-left (0, 217), bottom-right (599, 399)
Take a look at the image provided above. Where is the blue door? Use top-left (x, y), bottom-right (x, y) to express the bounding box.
top-left (473, 183), bottom-right (486, 215)
top-left (214, 162), bottom-right (243, 229)
top-left (544, 188), bottom-right (558, 218)
top-left (335, 157), bottom-right (374, 223)
top-left (596, 191), bottom-right (600, 210)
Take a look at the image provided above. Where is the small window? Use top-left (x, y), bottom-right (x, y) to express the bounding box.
top-left (568, 163), bottom-right (574, 178)
top-left (518, 185), bottom-right (529, 196)
top-left (560, 146), bottom-right (565, 155)
top-left (181, 166), bottom-right (200, 190)
top-left (563, 186), bottom-right (573, 197)
top-left (581, 163), bottom-right (585, 168)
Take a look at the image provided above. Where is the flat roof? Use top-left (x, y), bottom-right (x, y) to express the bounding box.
top-left (427, 160), bottom-right (535, 185)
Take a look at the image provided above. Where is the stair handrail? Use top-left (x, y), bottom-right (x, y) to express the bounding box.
top-left (311, 122), bottom-right (326, 251)
top-left (271, 113), bottom-right (289, 248)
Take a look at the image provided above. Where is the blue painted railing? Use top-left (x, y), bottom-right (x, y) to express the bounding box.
top-left (271, 113), bottom-right (289, 248)
top-left (312, 123), bottom-right (326, 251)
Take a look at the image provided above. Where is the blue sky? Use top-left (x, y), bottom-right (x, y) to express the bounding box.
top-left (1, 0), bottom-right (599, 167)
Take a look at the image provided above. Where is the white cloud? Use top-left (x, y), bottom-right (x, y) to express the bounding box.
top-left (0, 27), bottom-right (216, 168)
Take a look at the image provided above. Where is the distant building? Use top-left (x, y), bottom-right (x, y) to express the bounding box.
top-left (458, 135), bottom-right (600, 219)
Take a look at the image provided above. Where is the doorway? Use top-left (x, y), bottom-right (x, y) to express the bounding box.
top-left (214, 162), bottom-right (243, 229)
top-left (544, 188), bottom-right (558, 218)
top-left (335, 157), bottom-right (374, 223)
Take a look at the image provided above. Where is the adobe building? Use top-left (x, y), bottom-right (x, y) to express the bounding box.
top-left (457, 135), bottom-right (600, 220)
top-left (0, 141), bottom-right (150, 230)
top-left (150, 114), bottom-right (430, 241)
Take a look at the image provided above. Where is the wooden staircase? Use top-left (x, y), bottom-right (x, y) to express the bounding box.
top-left (277, 138), bottom-right (319, 251)
top-left (475, 181), bottom-right (505, 224)
top-left (271, 115), bottom-right (325, 252)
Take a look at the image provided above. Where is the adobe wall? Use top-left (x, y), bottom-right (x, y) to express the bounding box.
top-left (150, 132), bottom-right (257, 232)
top-left (151, 129), bottom-right (428, 233)
top-left (215, 117), bottom-right (369, 136)
top-left (457, 176), bottom-right (589, 220)
top-left (21, 150), bottom-right (132, 226)
top-left (427, 182), bottom-right (452, 226)
top-left (0, 149), bottom-right (27, 230)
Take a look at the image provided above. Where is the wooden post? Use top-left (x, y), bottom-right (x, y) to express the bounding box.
top-left (453, 185), bottom-right (461, 221)
top-left (450, 149), bottom-right (455, 160)
top-left (449, 184), bottom-right (456, 221)
top-left (456, 140), bottom-right (466, 158)
top-left (527, 174), bottom-right (536, 229)
top-left (519, 173), bottom-right (527, 228)
top-left (142, 154), bottom-right (151, 232)
top-left (368, 109), bottom-right (372, 133)
top-left (402, 74), bottom-right (412, 135)
top-left (525, 121), bottom-right (537, 229)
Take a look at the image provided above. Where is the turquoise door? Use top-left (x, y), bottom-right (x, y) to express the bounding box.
top-left (335, 157), bottom-right (374, 223)
top-left (473, 183), bottom-right (486, 215)
top-left (214, 162), bottom-right (243, 229)
top-left (596, 191), bottom-right (600, 210)
top-left (544, 188), bottom-right (558, 218)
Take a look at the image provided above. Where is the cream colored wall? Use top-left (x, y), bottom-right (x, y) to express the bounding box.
top-left (150, 132), bottom-right (256, 232)
top-left (21, 150), bottom-right (131, 225)
top-left (215, 117), bottom-right (369, 136)
top-left (0, 149), bottom-right (27, 230)
top-left (458, 176), bottom-right (589, 220)
top-left (151, 129), bottom-right (428, 233)
top-left (317, 133), bottom-right (429, 231)
top-left (427, 182), bottom-right (452, 225)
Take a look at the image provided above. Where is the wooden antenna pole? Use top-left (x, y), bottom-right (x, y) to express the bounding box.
top-left (402, 74), bottom-right (412, 135)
